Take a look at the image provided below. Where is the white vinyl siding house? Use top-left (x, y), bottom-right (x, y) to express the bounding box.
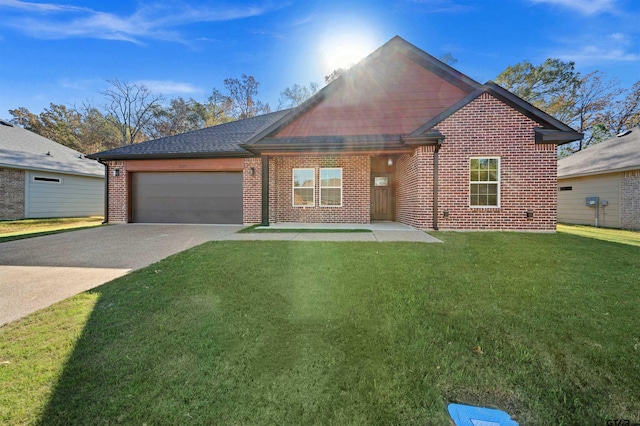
top-left (25, 171), bottom-right (104, 218)
top-left (557, 173), bottom-right (621, 228)
top-left (558, 129), bottom-right (639, 230)
top-left (0, 120), bottom-right (105, 220)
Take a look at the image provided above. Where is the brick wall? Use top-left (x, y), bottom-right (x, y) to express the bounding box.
top-left (621, 170), bottom-right (640, 230)
top-left (267, 155), bottom-right (370, 223)
top-left (106, 161), bottom-right (128, 223)
top-left (243, 158), bottom-right (262, 224)
top-left (0, 168), bottom-right (25, 220)
top-left (435, 93), bottom-right (558, 231)
top-left (396, 147), bottom-right (434, 229)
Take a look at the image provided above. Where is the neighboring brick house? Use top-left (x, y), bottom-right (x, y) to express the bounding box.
top-left (558, 128), bottom-right (640, 230)
top-left (88, 36), bottom-right (581, 230)
top-left (0, 120), bottom-right (104, 220)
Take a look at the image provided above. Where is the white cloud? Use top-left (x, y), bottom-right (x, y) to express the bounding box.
top-left (0, 1), bottom-right (282, 44)
top-left (398, 0), bottom-right (474, 13)
top-left (529, 0), bottom-right (618, 15)
top-left (558, 45), bottom-right (640, 64)
top-left (0, 0), bottom-right (91, 13)
top-left (136, 80), bottom-right (200, 95)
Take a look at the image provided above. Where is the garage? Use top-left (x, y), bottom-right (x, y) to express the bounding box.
top-left (131, 172), bottom-right (243, 224)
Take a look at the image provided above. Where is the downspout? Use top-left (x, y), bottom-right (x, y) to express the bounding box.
top-left (432, 139), bottom-right (443, 230)
top-left (98, 159), bottom-right (109, 224)
top-left (261, 155), bottom-right (270, 226)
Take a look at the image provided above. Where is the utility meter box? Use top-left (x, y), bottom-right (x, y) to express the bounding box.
top-left (586, 196), bottom-right (599, 207)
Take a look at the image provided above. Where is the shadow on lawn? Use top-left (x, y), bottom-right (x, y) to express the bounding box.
top-left (34, 246), bottom-right (444, 425)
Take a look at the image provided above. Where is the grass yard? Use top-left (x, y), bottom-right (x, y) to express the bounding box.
top-left (0, 217), bottom-right (104, 243)
top-left (558, 223), bottom-right (640, 247)
top-left (1, 232), bottom-right (639, 425)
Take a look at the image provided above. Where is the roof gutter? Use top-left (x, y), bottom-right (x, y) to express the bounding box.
top-left (240, 142), bottom-right (412, 155)
top-left (97, 160), bottom-right (109, 224)
top-left (432, 138), bottom-right (444, 230)
top-left (87, 150), bottom-right (254, 161)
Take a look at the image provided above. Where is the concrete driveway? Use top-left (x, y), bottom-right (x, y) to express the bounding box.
top-left (0, 224), bottom-right (243, 326)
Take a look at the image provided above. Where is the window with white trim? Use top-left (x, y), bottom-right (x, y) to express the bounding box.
top-left (292, 168), bottom-right (315, 206)
top-left (320, 168), bottom-right (342, 206)
top-left (470, 157), bottom-right (500, 207)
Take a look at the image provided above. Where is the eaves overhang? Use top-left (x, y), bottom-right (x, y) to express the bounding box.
top-left (240, 141), bottom-right (412, 155)
top-left (86, 150), bottom-right (254, 161)
top-left (0, 161), bottom-right (104, 178)
top-left (534, 128), bottom-right (583, 145)
top-left (401, 130), bottom-right (445, 146)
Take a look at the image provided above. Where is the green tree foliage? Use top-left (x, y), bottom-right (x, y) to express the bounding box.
top-left (278, 82), bottom-right (319, 109)
top-left (8, 103), bottom-right (120, 154)
top-left (6, 74), bottom-right (275, 152)
top-left (223, 74), bottom-right (270, 119)
top-left (496, 58), bottom-right (580, 123)
top-left (497, 59), bottom-right (640, 155)
top-left (203, 88), bottom-right (234, 127)
top-left (146, 97), bottom-right (207, 139)
top-left (600, 80), bottom-right (640, 135)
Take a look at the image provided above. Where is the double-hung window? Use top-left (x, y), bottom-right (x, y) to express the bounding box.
top-left (320, 168), bottom-right (342, 206)
top-left (293, 168), bottom-right (315, 206)
top-left (470, 157), bottom-right (500, 207)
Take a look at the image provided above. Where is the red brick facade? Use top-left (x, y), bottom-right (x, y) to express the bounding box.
top-left (106, 161), bottom-right (128, 223)
top-left (273, 156), bottom-right (370, 223)
top-left (435, 93), bottom-right (557, 231)
top-left (241, 95), bottom-right (558, 231)
top-left (243, 157), bottom-right (262, 224)
top-left (110, 94), bottom-right (560, 231)
top-left (396, 146), bottom-right (434, 229)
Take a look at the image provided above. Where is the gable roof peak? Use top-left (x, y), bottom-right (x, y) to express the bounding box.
top-left (245, 36), bottom-right (482, 145)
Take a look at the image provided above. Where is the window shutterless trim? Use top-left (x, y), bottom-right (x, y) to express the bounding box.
top-left (292, 168), bottom-right (315, 207)
top-left (319, 167), bottom-right (342, 207)
top-left (469, 157), bottom-right (500, 208)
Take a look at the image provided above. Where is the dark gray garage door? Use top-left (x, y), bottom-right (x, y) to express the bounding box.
top-left (131, 172), bottom-right (242, 224)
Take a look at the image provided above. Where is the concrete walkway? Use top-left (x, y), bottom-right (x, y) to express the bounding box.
top-left (0, 222), bottom-right (439, 326)
top-left (223, 222), bottom-right (442, 242)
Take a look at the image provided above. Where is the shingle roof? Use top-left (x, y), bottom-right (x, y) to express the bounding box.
top-left (245, 36), bottom-right (581, 150)
top-left (0, 120), bottom-right (104, 178)
top-left (88, 109), bottom-right (290, 160)
top-left (558, 129), bottom-right (640, 178)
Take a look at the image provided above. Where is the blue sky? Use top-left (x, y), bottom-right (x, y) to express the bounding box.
top-left (0, 0), bottom-right (638, 120)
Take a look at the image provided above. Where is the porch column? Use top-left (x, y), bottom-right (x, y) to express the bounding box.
top-left (261, 155), bottom-right (269, 226)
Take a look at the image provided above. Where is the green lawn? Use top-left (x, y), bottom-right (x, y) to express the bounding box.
top-left (1, 232), bottom-right (639, 425)
top-left (0, 217), bottom-right (104, 243)
top-left (558, 223), bottom-right (640, 247)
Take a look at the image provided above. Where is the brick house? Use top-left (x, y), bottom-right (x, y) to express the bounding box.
top-left (89, 36), bottom-right (581, 230)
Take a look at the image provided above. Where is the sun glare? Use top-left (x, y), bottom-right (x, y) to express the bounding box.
top-left (318, 30), bottom-right (378, 74)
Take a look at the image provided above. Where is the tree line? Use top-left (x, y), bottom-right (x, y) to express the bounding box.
top-left (495, 59), bottom-right (639, 154)
top-left (7, 60), bottom-right (639, 156)
top-left (8, 75), bottom-right (317, 155)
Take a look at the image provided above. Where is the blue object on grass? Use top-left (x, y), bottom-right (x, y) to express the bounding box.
top-left (447, 403), bottom-right (519, 426)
